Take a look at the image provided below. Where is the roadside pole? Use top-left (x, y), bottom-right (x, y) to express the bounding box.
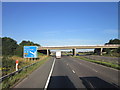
top-left (16, 60), bottom-right (19, 71)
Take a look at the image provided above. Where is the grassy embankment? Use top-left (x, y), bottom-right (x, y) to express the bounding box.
top-left (1, 53), bottom-right (50, 88)
top-left (73, 56), bottom-right (120, 70)
top-left (78, 52), bottom-right (120, 57)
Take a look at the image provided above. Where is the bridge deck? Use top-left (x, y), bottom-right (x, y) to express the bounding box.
top-left (38, 45), bottom-right (120, 50)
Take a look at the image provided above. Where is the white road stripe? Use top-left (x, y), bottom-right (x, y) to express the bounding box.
top-left (72, 70), bottom-right (75, 73)
top-left (92, 69), bottom-right (98, 72)
top-left (44, 58), bottom-right (56, 90)
top-left (67, 63), bottom-right (68, 65)
top-left (79, 58), bottom-right (119, 71)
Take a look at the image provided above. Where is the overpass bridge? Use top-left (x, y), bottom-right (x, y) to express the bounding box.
top-left (38, 44), bottom-right (120, 56)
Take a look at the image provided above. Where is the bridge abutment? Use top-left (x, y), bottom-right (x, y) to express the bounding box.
top-left (73, 48), bottom-right (76, 56)
top-left (47, 49), bottom-right (50, 56)
top-left (100, 48), bottom-right (103, 56)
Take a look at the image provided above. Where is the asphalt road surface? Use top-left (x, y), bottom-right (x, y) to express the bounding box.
top-left (83, 55), bottom-right (119, 64)
top-left (14, 56), bottom-right (120, 89)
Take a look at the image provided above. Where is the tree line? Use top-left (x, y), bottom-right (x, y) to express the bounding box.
top-left (1, 37), bottom-right (120, 57)
top-left (94, 38), bottom-right (120, 55)
top-left (2, 37), bottom-right (40, 57)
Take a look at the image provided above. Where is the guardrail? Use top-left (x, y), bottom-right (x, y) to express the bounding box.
top-left (0, 60), bottom-right (40, 83)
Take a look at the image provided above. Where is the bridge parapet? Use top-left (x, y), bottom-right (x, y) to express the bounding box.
top-left (38, 45), bottom-right (120, 56)
top-left (38, 45), bottom-right (120, 50)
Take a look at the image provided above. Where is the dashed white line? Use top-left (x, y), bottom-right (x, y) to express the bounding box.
top-left (79, 59), bottom-right (119, 71)
top-left (72, 70), bottom-right (75, 73)
top-left (67, 63), bottom-right (68, 66)
top-left (92, 69), bottom-right (98, 72)
top-left (44, 58), bottom-right (56, 90)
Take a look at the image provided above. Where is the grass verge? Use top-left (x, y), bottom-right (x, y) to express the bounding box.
top-left (73, 56), bottom-right (120, 70)
top-left (2, 56), bottom-right (50, 89)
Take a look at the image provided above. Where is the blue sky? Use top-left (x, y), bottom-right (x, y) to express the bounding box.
top-left (2, 2), bottom-right (118, 46)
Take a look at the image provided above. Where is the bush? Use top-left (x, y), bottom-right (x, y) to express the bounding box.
top-left (2, 37), bottom-right (18, 56)
top-left (2, 57), bottom-right (15, 76)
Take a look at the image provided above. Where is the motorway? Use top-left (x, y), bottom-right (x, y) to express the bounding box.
top-left (14, 56), bottom-right (120, 89)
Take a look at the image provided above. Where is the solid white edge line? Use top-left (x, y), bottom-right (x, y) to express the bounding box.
top-left (44, 58), bottom-right (56, 90)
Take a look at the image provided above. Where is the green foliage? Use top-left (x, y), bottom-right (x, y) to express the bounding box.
top-left (2, 37), bottom-right (40, 57)
top-left (14, 40), bottom-right (40, 57)
top-left (2, 57), bottom-right (50, 88)
top-left (19, 40), bottom-right (40, 46)
top-left (94, 38), bottom-right (120, 56)
top-left (104, 48), bottom-right (111, 54)
top-left (2, 37), bottom-right (18, 56)
top-left (2, 57), bottom-right (15, 76)
top-left (14, 46), bottom-right (23, 57)
top-left (105, 38), bottom-right (120, 45)
top-left (0, 37), bottom-right (2, 55)
top-left (117, 47), bottom-right (120, 53)
top-left (94, 48), bottom-right (100, 54)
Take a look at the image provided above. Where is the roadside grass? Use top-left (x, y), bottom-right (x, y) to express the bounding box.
top-left (2, 54), bottom-right (47, 76)
top-left (102, 53), bottom-right (120, 58)
top-left (2, 56), bottom-right (50, 89)
top-left (73, 56), bottom-right (120, 70)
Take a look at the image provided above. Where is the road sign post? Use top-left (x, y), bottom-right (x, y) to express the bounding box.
top-left (16, 60), bottom-right (18, 71)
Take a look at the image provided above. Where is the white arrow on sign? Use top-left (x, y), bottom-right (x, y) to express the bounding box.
top-left (30, 51), bottom-right (36, 56)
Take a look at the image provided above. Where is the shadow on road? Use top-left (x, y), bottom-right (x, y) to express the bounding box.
top-left (80, 76), bottom-right (120, 90)
top-left (48, 76), bottom-right (76, 89)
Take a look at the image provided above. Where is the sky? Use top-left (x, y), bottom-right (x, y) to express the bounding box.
top-left (2, 2), bottom-right (118, 46)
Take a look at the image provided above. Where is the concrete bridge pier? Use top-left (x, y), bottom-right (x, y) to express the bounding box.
top-left (100, 48), bottom-right (103, 56)
top-left (73, 48), bottom-right (76, 56)
top-left (47, 49), bottom-right (50, 56)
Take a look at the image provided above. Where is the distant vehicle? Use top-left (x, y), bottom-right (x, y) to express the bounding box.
top-left (56, 50), bottom-right (61, 59)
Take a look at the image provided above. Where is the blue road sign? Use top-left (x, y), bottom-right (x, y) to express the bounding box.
top-left (24, 46), bottom-right (38, 58)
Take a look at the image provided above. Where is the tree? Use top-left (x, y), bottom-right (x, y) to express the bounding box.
top-left (103, 48), bottom-right (111, 54)
top-left (117, 47), bottom-right (120, 53)
top-left (0, 37), bottom-right (2, 55)
top-left (104, 38), bottom-right (120, 54)
top-left (19, 40), bottom-right (40, 46)
top-left (94, 38), bottom-right (120, 55)
top-left (15, 40), bottom-right (40, 57)
top-left (2, 37), bottom-right (18, 56)
top-left (105, 39), bottom-right (120, 45)
top-left (94, 48), bottom-right (100, 54)
top-left (14, 46), bottom-right (23, 57)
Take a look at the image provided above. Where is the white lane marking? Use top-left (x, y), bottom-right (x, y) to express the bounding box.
top-left (92, 69), bottom-right (98, 72)
top-left (67, 63), bottom-right (68, 66)
top-left (72, 70), bottom-right (75, 73)
top-left (78, 58), bottom-right (119, 71)
top-left (44, 58), bottom-right (56, 90)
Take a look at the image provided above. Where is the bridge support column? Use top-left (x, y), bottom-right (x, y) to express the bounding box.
top-left (100, 48), bottom-right (103, 56)
top-left (47, 49), bottom-right (50, 56)
top-left (73, 48), bottom-right (76, 56)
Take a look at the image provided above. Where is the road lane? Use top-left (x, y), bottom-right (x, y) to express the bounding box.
top-left (14, 56), bottom-right (119, 89)
top-left (84, 55), bottom-right (119, 64)
top-left (68, 56), bottom-right (119, 84)
top-left (48, 56), bottom-right (119, 89)
top-left (48, 57), bottom-right (85, 88)
top-left (14, 57), bottom-right (54, 88)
